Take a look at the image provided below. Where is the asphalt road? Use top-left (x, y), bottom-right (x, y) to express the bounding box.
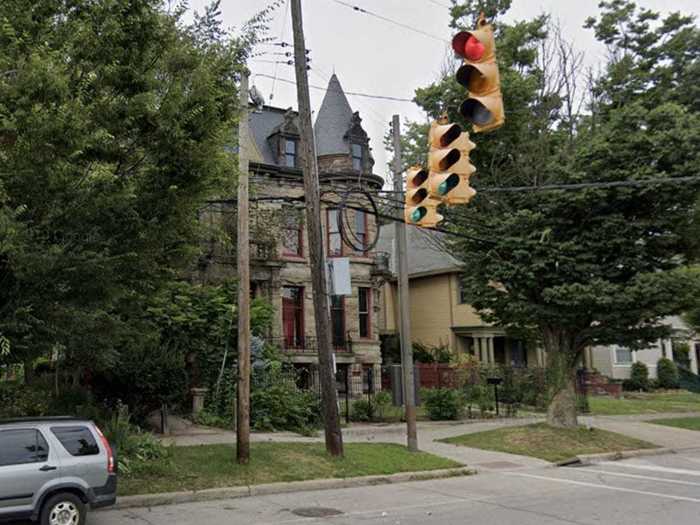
top-left (12, 449), bottom-right (700, 525)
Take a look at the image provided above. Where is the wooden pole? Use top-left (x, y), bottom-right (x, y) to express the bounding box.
top-left (236, 71), bottom-right (251, 464)
top-left (391, 115), bottom-right (418, 452)
top-left (290, 0), bottom-right (344, 457)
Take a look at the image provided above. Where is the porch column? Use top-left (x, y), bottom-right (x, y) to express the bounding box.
top-left (487, 337), bottom-right (495, 364)
top-left (537, 347), bottom-right (545, 367)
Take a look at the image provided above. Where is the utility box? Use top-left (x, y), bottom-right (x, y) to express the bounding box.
top-left (389, 364), bottom-right (421, 406)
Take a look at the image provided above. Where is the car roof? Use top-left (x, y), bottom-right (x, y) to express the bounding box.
top-left (0, 416), bottom-right (92, 427)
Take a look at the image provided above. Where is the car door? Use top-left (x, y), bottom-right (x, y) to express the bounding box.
top-left (0, 428), bottom-right (58, 514)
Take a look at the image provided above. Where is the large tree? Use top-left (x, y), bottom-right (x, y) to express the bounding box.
top-left (403, 0), bottom-right (700, 426)
top-left (0, 0), bottom-right (273, 380)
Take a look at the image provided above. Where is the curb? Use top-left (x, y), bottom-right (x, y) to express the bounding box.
top-left (557, 447), bottom-right (678, 466)
top-left (107, 467), bottom-right (475, 510)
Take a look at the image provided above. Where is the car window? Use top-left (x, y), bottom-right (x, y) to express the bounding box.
top-left (0, 429), bottom-right (49, 467)
top-left (51, 426), bottom-right (99, 456)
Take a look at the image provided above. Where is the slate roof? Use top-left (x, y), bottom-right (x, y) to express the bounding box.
top-left (314, 74), bottom-right (355, 157)
top-left (248, 105), bottom-right (293, 165)
top-left (376, 224), bottom-right (464, 278)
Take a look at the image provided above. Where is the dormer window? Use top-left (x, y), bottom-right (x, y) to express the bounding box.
top-left (351, 143), bottom-right (363, 171)
top-left (285, 138), bottom-right (298, 168)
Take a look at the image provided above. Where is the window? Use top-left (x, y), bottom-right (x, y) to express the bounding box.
top-left (282, 211), bottom-right (303, 256)
top-left (358, 287), bottom-right (371, 338)
top-left (0, 429), bottom-right (49, 466)
top-left (355, 210), bottom-right (367, 254)
top-left (331, 295), bottom-right (345, 349)
top-left (284, 139), bottom-right (297, 168)
top-left (458, 279), bottom-right (469, 304)
top-left (327, 209), bottom-right (342, 256)
top-left (335, 364), bottom-right (349, 393)
top-left (282, 287), bottom-right (304, 348)
top-left (51, 426), bottom-right (99, 456)
top-left (352, 143), bottom-right (363, 171)
top-left (615, 347), bottom-right (633, 364)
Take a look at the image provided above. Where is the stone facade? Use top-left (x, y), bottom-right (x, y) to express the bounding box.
top-left (200, 75), bottom-right (386, 397)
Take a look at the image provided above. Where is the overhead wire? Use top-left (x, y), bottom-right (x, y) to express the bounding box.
top-left (328, 0), bottom-right (450, 44)
top-left (268, 0), bottom-right (291, 102)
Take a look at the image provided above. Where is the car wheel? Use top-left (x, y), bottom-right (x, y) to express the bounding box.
top-left (40, 492), bottom-right (86, 525)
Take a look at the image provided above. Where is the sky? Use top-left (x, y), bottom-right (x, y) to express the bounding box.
top-left (188, 0), bottom-right (699, 181)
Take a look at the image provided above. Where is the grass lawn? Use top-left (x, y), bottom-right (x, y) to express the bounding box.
top-left (119, 442), bottom-right (461, 496)
top-left (588, 391), bottom-right (700, 416)
top-left (441, 423), bottom-right (656, 463)
top-left (651, 417), bottom-right (700, 431)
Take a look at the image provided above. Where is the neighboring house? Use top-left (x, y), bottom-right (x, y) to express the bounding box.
top-left (376, 225), bottom-right (543, 367)
top-left (590, 316), bottom-right (700, 379)
top-left (198, 74), bottom-right (386, 396)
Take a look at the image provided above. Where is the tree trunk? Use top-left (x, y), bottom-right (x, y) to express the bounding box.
top-left (547, 367), bottom-right (578, 427)
top-left (23, 359), bottom-right (34, 385)
top-left (543, 327), bottom-right (580, 428)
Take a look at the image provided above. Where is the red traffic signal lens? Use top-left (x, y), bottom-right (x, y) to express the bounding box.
top-left (409, 169), bottom-right (428, 187)
top-left (460, 99), bottom-right (492, 126)
top-left (409, 188), bottom-right (428, 205)
top-left (463, 35), bottom-right (485, 61)
top-left (439, 149), bottom-right (461, 171)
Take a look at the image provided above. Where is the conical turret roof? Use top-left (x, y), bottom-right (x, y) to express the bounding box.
top-left (314, 74), bottom-right (354, 156)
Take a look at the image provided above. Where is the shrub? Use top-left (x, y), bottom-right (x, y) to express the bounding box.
top-left (657, 358), bottom-right (680, 389)
top-left (372, 391), bottom-right (393, 421)
top-left (350, 400), bottom-right (372, 422)
top-left (422, 388), bottom-right (464, 420)
top-left (623, 362), bottom-right (650, 391)
top-left (0, 383), bottom-right (50, 418)
top-left (251, 363), bottom-right (321, 434)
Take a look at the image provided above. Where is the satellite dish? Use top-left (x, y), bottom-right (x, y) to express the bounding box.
top-left (249, 85), bottom-right (265, 113)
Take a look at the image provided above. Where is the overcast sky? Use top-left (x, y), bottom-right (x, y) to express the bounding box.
top-left (188, 0), bottom-right (699, 181)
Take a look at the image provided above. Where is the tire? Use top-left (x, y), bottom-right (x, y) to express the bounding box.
top-left (40, 492), bottom-right (86, 525)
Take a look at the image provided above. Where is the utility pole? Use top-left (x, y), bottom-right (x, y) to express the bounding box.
top-left (236, 71), bottom-right (251, 464)
top-left (290, 0), bottom-right (344, 457)
top-left (392, 115), bottom-right (418, 452)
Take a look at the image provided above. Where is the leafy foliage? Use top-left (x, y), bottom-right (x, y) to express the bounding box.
top-left (402, 0), bottom-right (700, 426)
top-left (623, 362), bottom-right (650, 392)
top-left (656, 357), bottom-right (680, 389)
top-left (421, 388), bottom-right (464, 420)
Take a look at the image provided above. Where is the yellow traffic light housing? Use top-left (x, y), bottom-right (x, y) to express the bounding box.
top-left (452, 14), bottom-right (504, 133)
top-left (427, 118), bottom-right (476, 206)
top-left (404, 166), bottom-right (443, 228)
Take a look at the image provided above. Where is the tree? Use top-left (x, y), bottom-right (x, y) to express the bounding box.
top-left (403, 0), bottom-right (700, 426)
top-left (0, 1), bottom-right (275, 381)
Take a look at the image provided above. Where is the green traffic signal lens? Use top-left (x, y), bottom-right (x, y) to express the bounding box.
top-left (438, 174), bottom-right (460, 195)
top-left (411, 207), bottom-right (427, 223)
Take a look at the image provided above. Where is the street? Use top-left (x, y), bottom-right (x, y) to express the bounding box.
top-left (88, 449), bottom-right (700, 525)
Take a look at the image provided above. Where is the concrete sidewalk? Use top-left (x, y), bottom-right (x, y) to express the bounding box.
top-left (582, 413), bottom-right (700, 450)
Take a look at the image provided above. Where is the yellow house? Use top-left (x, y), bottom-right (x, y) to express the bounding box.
top-left (377, 225), bottom-right (544, 366)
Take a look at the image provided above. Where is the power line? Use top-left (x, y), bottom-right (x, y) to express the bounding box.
top-left (426, 0), bottom-right (451, 8)
top-left (480, 175), bottom-right (700, 193)
top-left (328, 0), bottom-right (450, 44)
top-left (269, 0), bottom-right (291, 102)
top-left (254, 73), bottom-right (415, 103)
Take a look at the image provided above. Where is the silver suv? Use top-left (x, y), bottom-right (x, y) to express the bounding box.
top-left (0, 417), bottom-right (117, 524)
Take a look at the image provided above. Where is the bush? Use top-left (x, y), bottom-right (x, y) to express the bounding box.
top-left (657, 358), bottom-right (679, 389)
top-left (250, 362), bottom-right (321, 434)
top-left (372, 391), bottom-right (393, 421)
top-left (102, 404), bottom-right (168, 476)
top-left (422, 388), bottom-right (464, 420)
top-left (623, 362), bottom-right (650, 391)
top-left (350, 400), bottom-right (372, 422)
top-left (0, 382), bottom-right (50, 418)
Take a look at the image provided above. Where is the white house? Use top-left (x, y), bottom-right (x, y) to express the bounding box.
top-left (590, 316), bottom-right (699, 379)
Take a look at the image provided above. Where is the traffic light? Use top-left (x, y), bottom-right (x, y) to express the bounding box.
top-left (404, 166), bottom-right (443, 228)
top-left (427, 118), bottom-right (476, 205)
top-left (452, 15), bottom-right (504, 133)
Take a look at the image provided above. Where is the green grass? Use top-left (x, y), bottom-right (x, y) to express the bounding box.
top-left (441, 423), bottom-right (657, 463)
top-left (588, 390), bottom-right (700, 416)
top-left (651, 417), bottom-right (700, 431)
top-left (119, 442), bottom-right (461, 496)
